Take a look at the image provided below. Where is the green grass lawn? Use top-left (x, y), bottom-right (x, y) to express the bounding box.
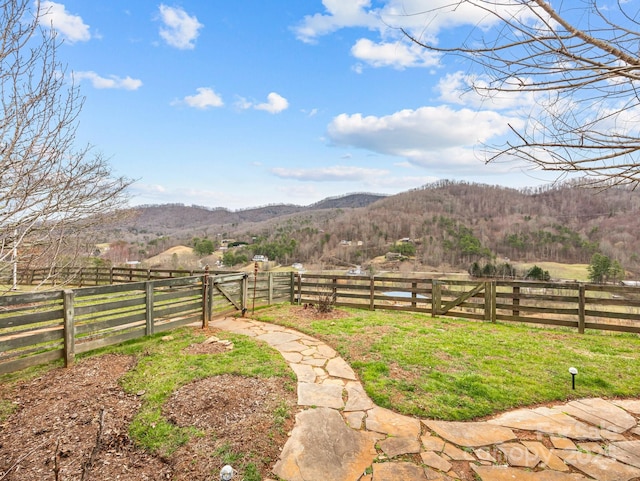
top-left (254, 305), bottom-right (640, 421)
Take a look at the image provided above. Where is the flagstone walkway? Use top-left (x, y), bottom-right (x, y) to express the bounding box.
top-left (209, 317), bottom-right (640, 481)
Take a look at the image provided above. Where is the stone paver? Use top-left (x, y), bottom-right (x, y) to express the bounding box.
top-left (372, 461), bottom-right (427, 481)
top-left (420, 451), bottom-right (452, 472)
top-left (365, 406), bottom-right (421, 438)
top-left (326, 357), bottom-right (357, 380)
top-left (472, 465), bottom-right (588, 480)
top-left (488, 409), bottom-right (601, 440)
top-left (209, 317), bottom-right (640, 481)
top-left (563, 398), bottom-right (638, 433)
top-left (555, 449), bottom-right (640, 481)
top-left (497, 442), bottom-right (540, 468)
top-left (520, 440), bottom-right (569, 471)
top-left (424, 420), bottom-right (516, 447)
top-left (344, 381), bottom-right (375, 411)
top-left (378, 436), bottom-right (422, 458)
top-left (289, 362), bottom-right (317, 383)
top-left (272, 407), bottom-right (378, 481)
top-left (297, 382), bottom-right (344, 409)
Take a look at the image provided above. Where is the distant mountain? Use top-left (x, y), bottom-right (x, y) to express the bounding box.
top-left (99, 181), bottom-right (640, 277)
top-left (101, 193), bottom-right (385, 239)
top-left (309, 193), bottom-right (386, 209)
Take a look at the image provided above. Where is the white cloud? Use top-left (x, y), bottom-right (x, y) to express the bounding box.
top-left (157, 4), bottom-right (203, 50)
top-left (74, 71), bottom-right (142, 90)
top-left (293, 0), bottom-right (379, 43)
top-left (178, 87), bottom-right (224, 109)
top-left (255, 92), bottom-right (289, 114)
top-left (38, 1), bottom-right (90, 43)
top-left (326, 106), bottom-right (522, 169)
top-left (351, 38), bottom-right (440, 69)
top-left (237, 92), bottom-right (289, 114)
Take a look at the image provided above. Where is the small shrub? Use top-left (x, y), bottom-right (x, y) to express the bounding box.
top-left (316, 286), bottom-right (336, 313)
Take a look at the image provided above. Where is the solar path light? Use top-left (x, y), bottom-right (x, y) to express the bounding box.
top-left (569, 367), bottom-right (578, 390)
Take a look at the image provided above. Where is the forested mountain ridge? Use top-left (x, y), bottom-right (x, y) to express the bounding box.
top-left (102, 182), bottom-right (640, 275)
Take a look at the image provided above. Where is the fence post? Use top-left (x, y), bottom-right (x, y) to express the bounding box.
top-left (578, 284), bottom-right (586, 334)
top-left (202, 274), bottom-right (210, 328)
top-left (411, 281), bottom-right (417, 309)
top-left (109, 267), bottom-right (114, 285)
top-left (332, 277), bottom-right (338, 304)
top-left (297, 274), bottom-right (302, 304)
top-left (431, 280), bottom-right (440, 317)
top-left (513, 285), bottom-right (520, 318)
top-left (369, 276), bottom-right (375, 310)
top-left (241, 274), bottom-right (248, 313)
top-left (63, 289), bottom-right (75, 367)
top-left (484, 281), bottom-right (491, 322)
top-left (491, 281), bottom-right (497, 323)
top-left (289, 272), bottom-right (295, 304)
top-left (268, 273), bottom-right (274, 305)
top-left (145, 281), bottom-right (155, 336)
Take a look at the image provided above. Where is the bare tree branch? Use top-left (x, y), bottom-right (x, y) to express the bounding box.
top-left (402, 0), bottom-right (640, 187)
top-left (0, 0), bottom-right (132, 289)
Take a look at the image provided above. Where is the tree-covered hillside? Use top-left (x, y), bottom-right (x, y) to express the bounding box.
top-left (99, 181), bottom-right (640, 276)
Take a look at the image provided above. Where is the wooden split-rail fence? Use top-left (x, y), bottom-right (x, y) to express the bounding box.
top-left (0, 271), bottom-right (293, 375)
top-left (2, 268), bottom-right (640, 375)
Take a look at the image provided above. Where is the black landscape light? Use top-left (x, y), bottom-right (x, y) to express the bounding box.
top-left (569, 367), bottom-right (578, 390)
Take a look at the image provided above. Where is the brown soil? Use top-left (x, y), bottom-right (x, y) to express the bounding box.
top-left (0, 339), bottom-right (297, 480)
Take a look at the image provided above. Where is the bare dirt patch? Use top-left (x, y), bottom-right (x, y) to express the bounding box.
top-left (0, 346), bottom-right (297, 480)
top-left (278, 305), bottom-right (351, 326)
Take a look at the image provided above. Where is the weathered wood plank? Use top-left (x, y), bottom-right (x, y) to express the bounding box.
top-left (0, 327), bottom-right (64, 352)
top-left (0, 349), bottom-right (64, 375)
top-left (0, 308), bottom-right (64, 329)
top-left (75, 313), bottom-right (146, 335)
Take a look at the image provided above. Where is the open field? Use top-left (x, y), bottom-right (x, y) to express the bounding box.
top-left (513, 261), bottom-right (590, 281)
top-left (255, 304), bottom-right (640, 420)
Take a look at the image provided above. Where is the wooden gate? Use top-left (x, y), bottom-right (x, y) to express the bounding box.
top-left (203, 273), bottom-right (248, 325)
top-left (431, 280), bottom-right (495, 321)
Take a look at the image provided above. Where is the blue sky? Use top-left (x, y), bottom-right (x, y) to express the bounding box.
top-left (38, 0), bottom-right (562, 209)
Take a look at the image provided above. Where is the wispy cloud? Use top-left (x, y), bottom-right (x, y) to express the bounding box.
top-left (157, 4), bottom-right (203, 50)
top-left (270, 165), bottom-right (437, 191)
top-left (74, 71), bottom-right (142, 90)
top-left (38, 1), bottom-right (91, 43)
top-left (271, 165), bottom-right (388, 182)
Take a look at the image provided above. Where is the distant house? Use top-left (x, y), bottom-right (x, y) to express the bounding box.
top-left (347, 265), bottom-right (363, 275)
top-left (252, 255), bottom-right (268, 262)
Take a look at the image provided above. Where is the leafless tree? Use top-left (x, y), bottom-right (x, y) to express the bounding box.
top-left (402, 0), bottom-right (640, 187)
top-left (0, 0), bottom-right (131, 289)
